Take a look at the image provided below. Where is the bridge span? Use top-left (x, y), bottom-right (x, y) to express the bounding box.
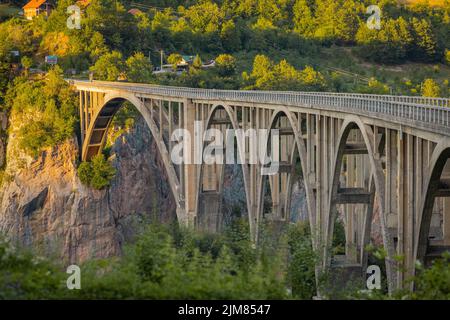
top-left (70, 80), bottom-right (450, 292)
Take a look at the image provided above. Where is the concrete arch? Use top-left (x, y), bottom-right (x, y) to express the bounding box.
top-left (256, 107), bottom-right (316, 248)
top-left (82, 92), bottom-right (185, 223)
top-left (325, 116), bottom-right (396, 292)
top-left (415, 139), bottom-right (450, 266)
top-left (195, 104), bottom-right (253, 235)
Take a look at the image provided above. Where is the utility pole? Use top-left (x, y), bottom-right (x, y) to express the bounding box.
top-left (160, 50), bottom-right (164, 70)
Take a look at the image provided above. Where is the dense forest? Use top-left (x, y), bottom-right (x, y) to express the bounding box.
top-left (0, 0), bottom-right (449, 300)
top-left (0, 0), bottom-right (449, 100)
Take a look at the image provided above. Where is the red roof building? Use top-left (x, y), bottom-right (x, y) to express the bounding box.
top-left (128, 8), bottom-right (143, 16)
top-left (23, 0), bottom-right (52, 20)
top-left (76, 0), bottom-right (91, 8)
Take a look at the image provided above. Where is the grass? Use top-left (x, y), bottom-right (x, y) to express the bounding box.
top-left (0, 4), bottom-right (20, 20)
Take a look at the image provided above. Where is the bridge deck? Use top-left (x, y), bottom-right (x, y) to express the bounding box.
top-left (69, 80), bottom-right (450, 136)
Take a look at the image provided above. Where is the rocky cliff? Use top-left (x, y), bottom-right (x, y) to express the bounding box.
top-left (0, 111), bottom-right (310, 264)
top-left (0, 115), bottom-right (176, 264)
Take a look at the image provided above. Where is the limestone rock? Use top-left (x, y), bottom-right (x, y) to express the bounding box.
top-left (0, 116), bottom-right (176, 264)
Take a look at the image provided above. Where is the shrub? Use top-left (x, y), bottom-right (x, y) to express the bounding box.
top-left (286, 221), bottom-right (317, 299)
top-left (0, 237), bottom-right (68, 299)
top-left (71, 224), bottom-right (286, 299)
top-left (421, 78), bottom-right (441, 97)
top-left (77, 154), bottom-right (116, 189)
top-left (412, 253), bottom-right (450, 300)
top-left (6, 67), bottom-right (77, 157)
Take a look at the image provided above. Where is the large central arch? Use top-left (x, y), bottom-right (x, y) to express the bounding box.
top-left (195, 104), bottom-right (254, 235)
top-left (325, 116), bottom-right (396, 292)
top-left (81, 92), bottom-right (185, 223)
top-left (256, 107), bottom-right (316, 248)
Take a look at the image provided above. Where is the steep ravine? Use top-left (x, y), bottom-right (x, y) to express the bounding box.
top-left (0, 116), bottom-right (176, 264)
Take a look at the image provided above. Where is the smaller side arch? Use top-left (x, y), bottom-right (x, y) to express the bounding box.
top-left (415, 139), bottom-right (450, 267)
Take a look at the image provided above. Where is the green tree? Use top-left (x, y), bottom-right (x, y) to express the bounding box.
top-left (220, 20), bottom-right (241, 51)
top-left (292, 0), bottom-right (315, 37)
top-left (78, 153), bottom-right (116, 189)
top-left (126, 52), bottom-right (154, 83)
top-left (421, 78), bottom-right (441, 97)
top-left (358, 77), bottom-right (390, 94)
top-left (20, 56), bottom-right (32, 76)
top-left (287, 221), bottom-right (317, 299)
top-left (7, 66), bottom-right (77, 156)
top-left (356, 17), bottom-right (413, 63)
top-left (167, 53), bottom-right (182, 71)
top-left (191, 54), bottom-right (203, 70)
top-left (185, 0), bottom-right (222, 33)
top-left (90, 51), bottom-right (124, 81)
top-left (411, 18), bottom-right (438, 62)
top-left (250, 54), bottom-right (273, 85)
top-left (215, 54), bottom-right (236, 76)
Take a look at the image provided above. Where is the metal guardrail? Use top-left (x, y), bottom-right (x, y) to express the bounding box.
top-left (70, 80), bottom-right (450, 131)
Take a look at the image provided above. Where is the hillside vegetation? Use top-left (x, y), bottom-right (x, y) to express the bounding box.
top-left (0, 0), bottom-right (448, 102)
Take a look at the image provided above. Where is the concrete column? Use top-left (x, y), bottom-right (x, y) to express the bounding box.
top-left (79, 91), bottom-right (85, 143)
top-left (183, 99), bottom-right (198, 227)
top-left (397, 132), bottom-right (405, 288)
top-left (444, 198), bottom-right (450, 245)
top-left (405, 134), bottom-right (415, 280)
top-left (315, 115), bottom-right (322, 242)
top-left (84, 91), bottom-right (89, 131)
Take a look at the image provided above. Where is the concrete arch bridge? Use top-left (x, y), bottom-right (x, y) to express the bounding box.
top-left (70, 80), bottom-right (450, 292)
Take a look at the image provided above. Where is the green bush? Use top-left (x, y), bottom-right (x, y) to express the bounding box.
top-left (286, 221), bottom-right (317, 299)
top-left (0, 222), bottom-right (287, 299)
top-left (6, 67), bottom-right (77, 157)
top-left (0, 237), bottom-right (69, 299)
top-left (411, 253), bottom-right (450, 300)
top-left (78, 154), bottom-right (116, 189)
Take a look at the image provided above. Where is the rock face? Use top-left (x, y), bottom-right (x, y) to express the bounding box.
top-left (0, 116), bottom-right (176, 264)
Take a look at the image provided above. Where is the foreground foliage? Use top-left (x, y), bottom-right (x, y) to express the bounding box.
top-left (1, 220), bottom-right (449, 299)
top-left (0, 221), bottom-right (287, 299)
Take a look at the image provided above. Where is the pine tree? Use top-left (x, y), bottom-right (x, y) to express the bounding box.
top-left (421, 78), bottom-right (441, 97)
top-left (292, 0), bottom-right (315, 37)
top-left (411, 18), bottom-right (437, 62)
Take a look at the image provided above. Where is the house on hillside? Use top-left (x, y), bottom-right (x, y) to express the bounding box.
top-left (180, 55), bottom-right (194, 66)
top-left (22, 0), bottom-right (52, 20)
top-left (76, 0), bottom-right (91, 8)
top-left (128, 8), bottom-right (143, 16)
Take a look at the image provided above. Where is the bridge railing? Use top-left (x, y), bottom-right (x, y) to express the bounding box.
top-left (71, 80), bottom-right (450, 130)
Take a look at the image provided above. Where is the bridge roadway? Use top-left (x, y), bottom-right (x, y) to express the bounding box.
top-left (70, 80), bottom-right (450, 293)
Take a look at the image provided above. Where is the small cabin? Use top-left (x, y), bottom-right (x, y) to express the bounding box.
top-left (23, 0), bottom-right (52, 20)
